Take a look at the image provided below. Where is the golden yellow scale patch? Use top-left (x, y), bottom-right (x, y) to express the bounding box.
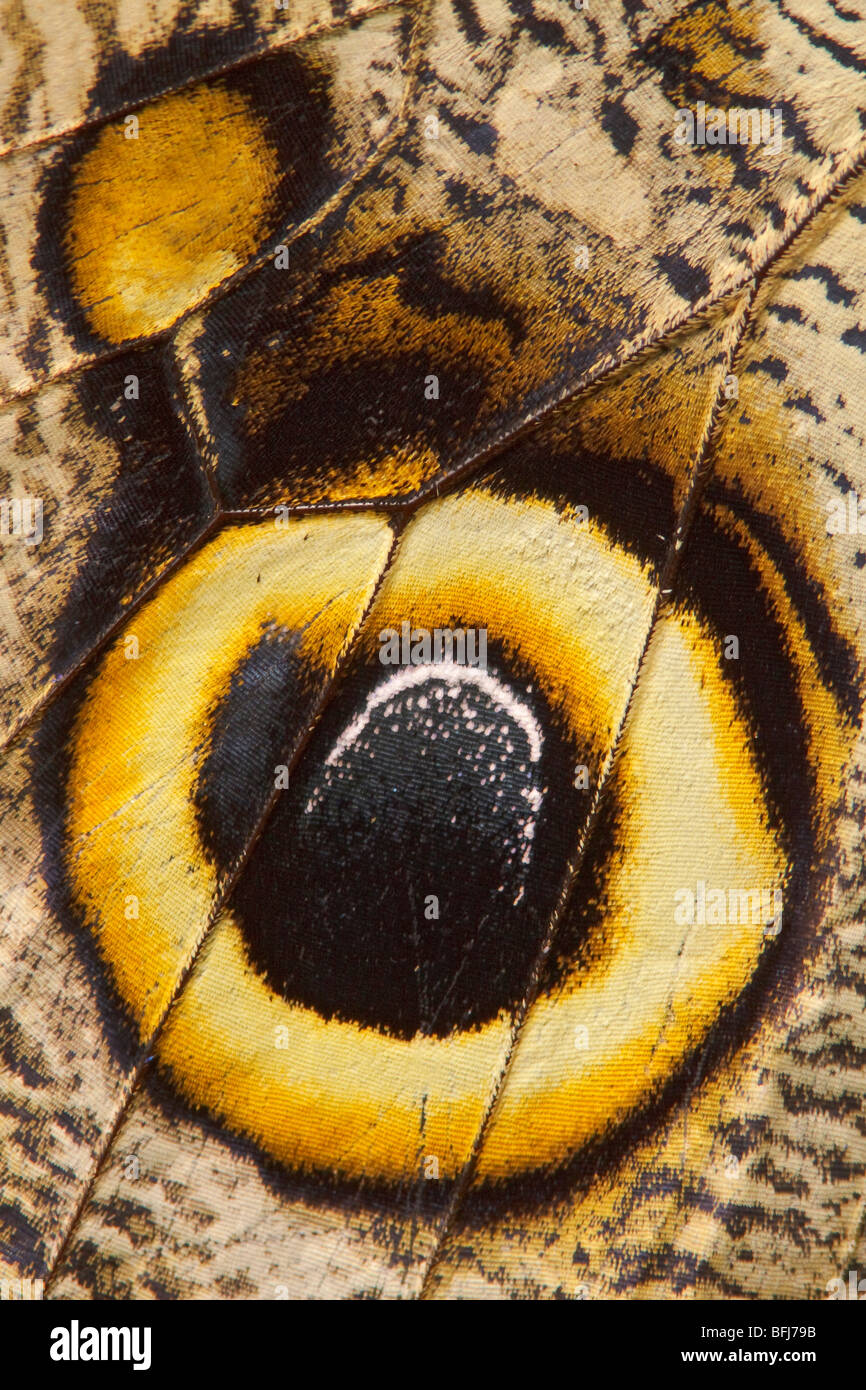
top-left (64, 85), bottom-right (281, 341)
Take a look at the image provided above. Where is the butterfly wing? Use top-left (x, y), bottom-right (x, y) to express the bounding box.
top-left (1, 0), bottom-right (865, 1301)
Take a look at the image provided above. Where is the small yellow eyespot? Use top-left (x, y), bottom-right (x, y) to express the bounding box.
top-left (64, 84), bottom-right (281, 342)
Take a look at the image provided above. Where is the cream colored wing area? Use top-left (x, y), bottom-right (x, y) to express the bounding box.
top-left (696, 174), bottom-right (866, 672)
top-left (4, 0), bottom-right (866, 1312)
top-left (46, 1076), bottom-right (440, 1302)
top-left (0, 728), bottom-right (129, 1283)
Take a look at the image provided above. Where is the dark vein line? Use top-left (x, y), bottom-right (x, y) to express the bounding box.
top-left (43, 518), bottom-right (405, 1293)
top-left (406, 872), bottom-right (429, 1035)
top-left (163, 339), bottom-right (223, 513)
top-left (156, 143), bottom-right (866, 525)
top-left (40, 0), bottom-right (435, 1288)
top-left (415, 286), bottom-right (759, 1299)
top-left (417, 139), bottom-right (866, 1294)
top-left (0, 1), bottom-right (433, 761)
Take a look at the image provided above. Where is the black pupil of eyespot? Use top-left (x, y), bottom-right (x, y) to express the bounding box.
top-left (201, 642), bottom-right (579, 1039)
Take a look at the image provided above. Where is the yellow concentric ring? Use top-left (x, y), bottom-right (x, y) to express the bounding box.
top-left (67, 491), bottom-right (785, 1183)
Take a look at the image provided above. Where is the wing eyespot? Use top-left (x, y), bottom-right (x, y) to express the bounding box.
top-left (55, 468), bottom-right (855, 1187)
